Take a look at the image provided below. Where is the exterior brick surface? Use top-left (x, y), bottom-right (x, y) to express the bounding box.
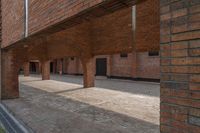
top-left (51, 52), bottom-right (160, 80)
top-left (110, 53), bottom-right (136, 78)
top-left (23, 62), bottom-right (30, 76)
top-left (81, 56), bottom-right (95, 88)
top-left (160, 0), bottom-right (200, 132)
top-left (28, 0), bottom-right (104, 35)
top-left (1, 0), bottom-right (24, 47)
top-left (41, 60), bottom-right (50, 80)
top-left (136, 0), bottom-right (160, 52)
top-left (1, 0), bottom-right (143, 49)
top-left (1, 50), bottom-right (20, 99)
top-left (137, 52), bottom-right (160, 79)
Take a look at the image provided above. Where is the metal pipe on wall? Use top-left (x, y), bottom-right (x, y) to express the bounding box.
top-left (24, 0), bottom-right (29, 38)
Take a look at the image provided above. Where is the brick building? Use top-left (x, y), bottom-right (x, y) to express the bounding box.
top-left (27, 6), bottom-right (160, 80)
top-left (0, 0), bottom-right (200, 133)
top-left (30, 51), bottom-right (160, 80)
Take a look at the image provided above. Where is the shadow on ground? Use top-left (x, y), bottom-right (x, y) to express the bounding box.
top-left (3, 83), bottom-right (159, 133)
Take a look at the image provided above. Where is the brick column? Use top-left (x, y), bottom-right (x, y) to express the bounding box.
top-left (107, 55), bottom-right (112, 77)
top-left (62, 58), bottom-right (68, 74)
top-left (41, 60), bottom-right (50, 80)
top-left (23, 62), bottom-right (30, 76)
top-left (160, 0), bottom-right (200, 132)
top-left (81, 56), bottom-right (95, 88)
top-left (1, 50), bottom-right (19, 99)
top-left (58, 59), bottom-right (63, 75)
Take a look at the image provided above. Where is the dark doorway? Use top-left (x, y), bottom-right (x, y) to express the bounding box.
top-left (50, 62), bottom-right (54, 73)
top-left (96, 58), bottom-right (107, 76)
top-left (30, 62), bottom-right (36, 73)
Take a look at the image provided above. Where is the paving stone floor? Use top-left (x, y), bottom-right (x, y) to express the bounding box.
top-left (2, 74), bottom-right (160, 133)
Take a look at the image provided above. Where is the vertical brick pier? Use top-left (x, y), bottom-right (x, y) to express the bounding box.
top-left (160, 0), bottom-right (200, 132)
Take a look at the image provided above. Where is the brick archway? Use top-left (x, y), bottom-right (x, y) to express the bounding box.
top-left (0, 0), bottom-right (200, 132)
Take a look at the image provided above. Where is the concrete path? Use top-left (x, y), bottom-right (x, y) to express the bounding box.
top-left (2, 75), bottom-right (160, 133)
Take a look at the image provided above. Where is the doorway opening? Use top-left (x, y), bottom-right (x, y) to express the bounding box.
top-left (96, 58), bottom-right (107, 76)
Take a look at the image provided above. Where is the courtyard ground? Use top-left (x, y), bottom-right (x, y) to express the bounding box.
top-left (2, 75), bottom-right (160, 133)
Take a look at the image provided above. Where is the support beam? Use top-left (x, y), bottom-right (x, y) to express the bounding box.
top-left (23, 62), bottom-right (30, 76)
top-left (1, 50), bottom-right (19, 99)
top-left (81, 56), bottom-right (95, 88)
top-left (41, 60), bottom-right (50, 80)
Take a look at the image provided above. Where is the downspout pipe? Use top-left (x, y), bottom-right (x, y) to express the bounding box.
top-left (132, 6), bottom-right (136, 48)
top-left (24, 0), bottom-right (28, 38)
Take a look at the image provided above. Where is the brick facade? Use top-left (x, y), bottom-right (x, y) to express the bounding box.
top-left (1, 0), bottom-right (200, 132)
top-left (1, 0), bottom-right (24, 47)
top-left (46, 52), bottom-right (160, 80)
top-left (136, 0), bottom-right (160, 52)
top-left (2, 0), bottom-right (144, 49)
top-left (160, 0), bottom-right (200, 132)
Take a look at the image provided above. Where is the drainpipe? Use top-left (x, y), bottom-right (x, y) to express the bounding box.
top-left (24, 0), bottom-right (29, 38)
top-left (132, 6), bottom-right (136, 32)
top-left (132, 6), bottom-right (138, 79)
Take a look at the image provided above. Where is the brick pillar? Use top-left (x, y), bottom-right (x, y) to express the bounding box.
top-left (81, 56), bottom-right (95, 88)
top-left (131, 51), bottom-right (137, 78)
top-left (160, 0), bottom-right (200, 132)
top-left (1, 50), bottom-right (19, 99)
top-left (107, 55), bottom-right (112, 77)
top-left (62, 58), bottom-right (68, 74)
top-left (58, 59), bottom-right (63, 75)
top-left (23, 62), bottom-right (30, 76)
top-left (41, 60), bottom-right (50, 80)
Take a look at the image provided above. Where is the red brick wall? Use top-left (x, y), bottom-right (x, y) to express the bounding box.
top-left (160, 0), bottom-right (200, 132)
top-left (137, 52), bottom-right (160, 79)
top-left (28, 0), bottom-right (104, 35)
top-left (57, 52), bottom-right (160, 79)
top-left (136, 0), bottom-right (160, 52)
top-left (1, 0), bottom-right (106, 47)
top-left (67, 58), bottom-right (79, 75)
top-left (110, 53), bottom-right (134, 78)
top-left (92, 7), bottom-right (133, 54)
top-left (1, 0), bottom-right (24, 47)
top-left (56, 59), bottom-right (63, 74)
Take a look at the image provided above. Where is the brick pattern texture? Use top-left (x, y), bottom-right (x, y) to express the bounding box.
top-left (136, 52), bottom-right (160, 79)
top-left (136, 0), bottom-right (160, 52)
top-left (160, 0), bottom-right (200, 132)
top-left (1, 0), bottom-right (24, 47)
top-left (28, 0), bottom-right (104, 35)
top-left (50, 52), bottom-right (160, 79)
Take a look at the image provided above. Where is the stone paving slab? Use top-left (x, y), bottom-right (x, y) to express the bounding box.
top-left (2, 75), bottom-right (160, 133)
